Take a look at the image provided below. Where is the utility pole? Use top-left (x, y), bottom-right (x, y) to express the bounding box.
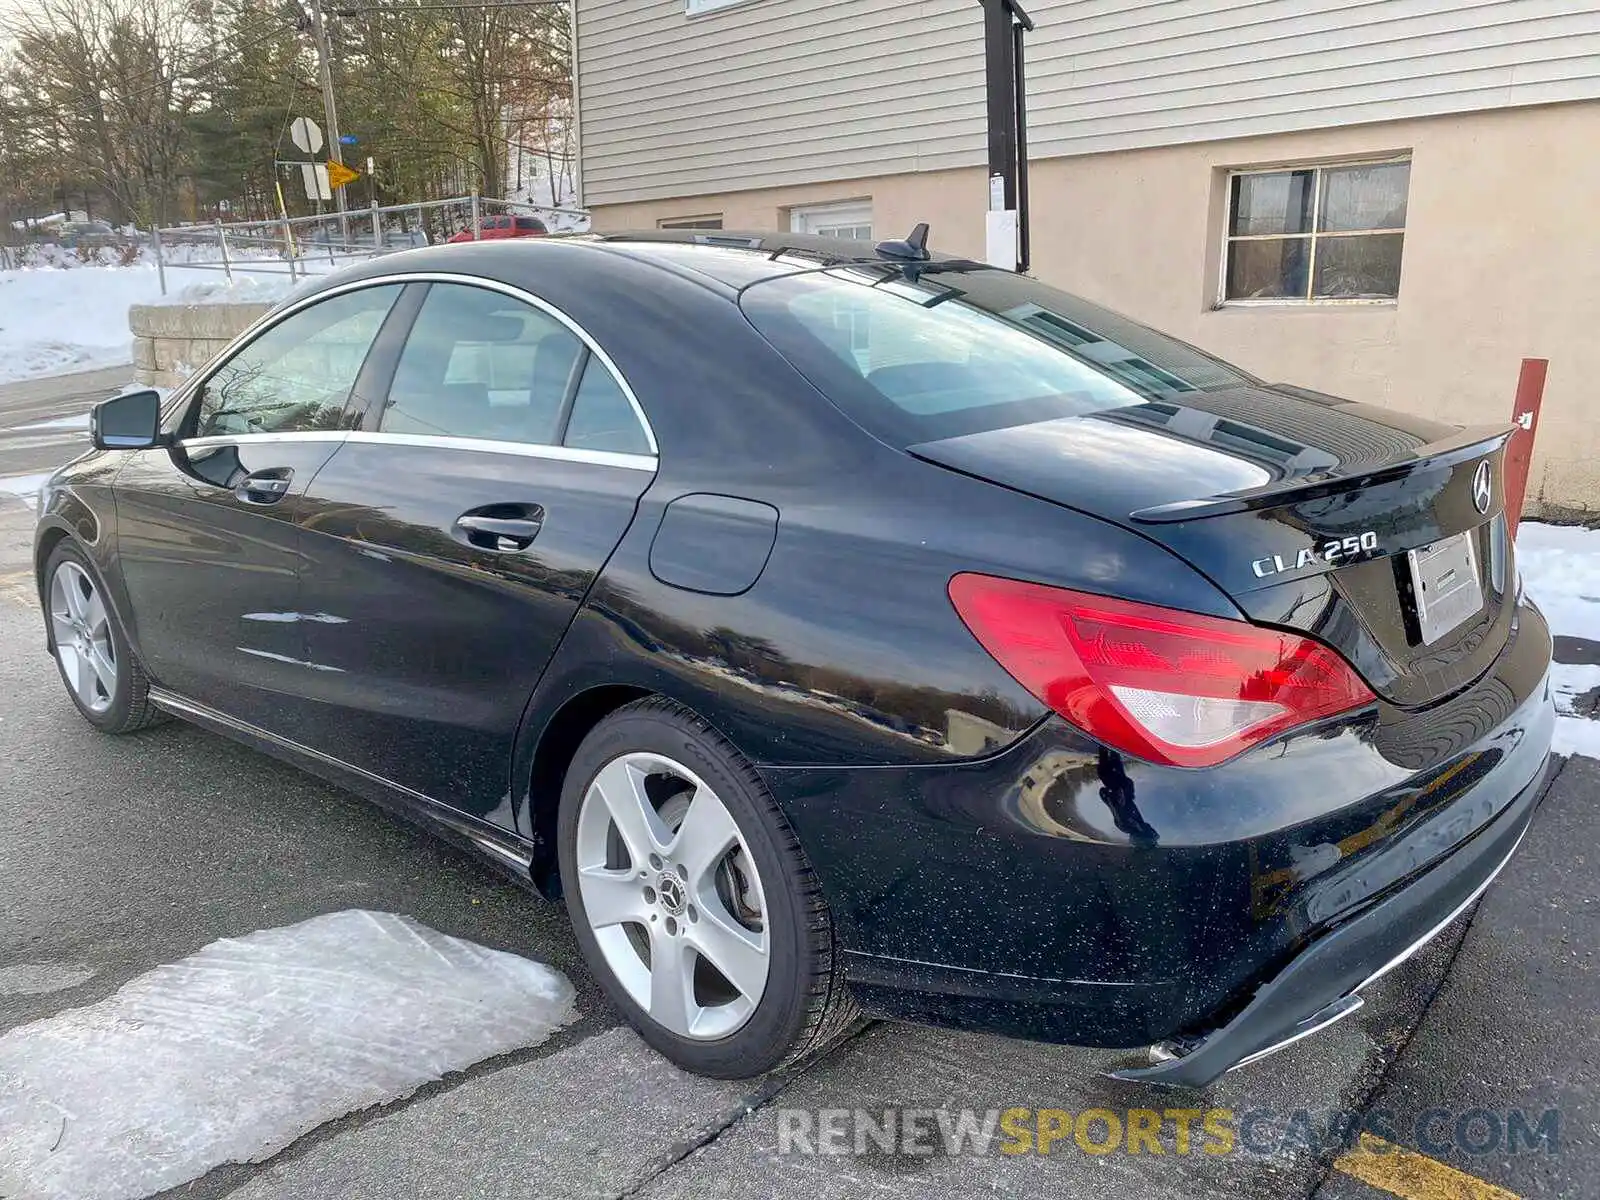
top-left (307, 0), bottom-right (350, 239)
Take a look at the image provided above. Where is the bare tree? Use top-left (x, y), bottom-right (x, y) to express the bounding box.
top-left (2, 0), bottom-right (206, 227)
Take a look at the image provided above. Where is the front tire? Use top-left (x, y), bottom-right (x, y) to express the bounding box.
top-left (43, 541), bottom-right (165, 734)
top-left (557, 697), bottom-right (858, 1077)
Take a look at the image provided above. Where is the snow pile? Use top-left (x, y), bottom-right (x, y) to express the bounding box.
top-left (150, 272), bottom-right (310, 307)
top-left (0, 260), bottom-right (350, 385)
top-left (1517, 521), bottom-right (1600, 758)
top-left (0, 910), bottom-right (576, 1200)
top-left (0, 266), bottom-right (161, 382)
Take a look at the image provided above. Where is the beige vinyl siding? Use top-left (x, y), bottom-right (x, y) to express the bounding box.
top-left (578, 0), bottom-right (1600, 206)
top-left (578, 0), bottom-right (986, 207)
top-left (1025, 0), bottom-right (1600, 158)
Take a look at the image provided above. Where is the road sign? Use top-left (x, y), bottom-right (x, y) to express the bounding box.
top-left (300, 163), bottom-right (332, 202)
top-left (325, 160), bottom-right (361, 190)
top-left (339, 134), bottom-right (359, 145)
top-left (289, 116), bottom-right (324, 155)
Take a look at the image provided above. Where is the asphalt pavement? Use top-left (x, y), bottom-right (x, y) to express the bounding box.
top-left (0, 367), bottom-right (1594, 1200)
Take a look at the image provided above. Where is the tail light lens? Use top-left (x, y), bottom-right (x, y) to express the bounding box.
top-left (948, 573), bottom-right (1375, 768)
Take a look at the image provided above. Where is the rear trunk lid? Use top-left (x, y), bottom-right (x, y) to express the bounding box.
top-left (909, 386), bottom-right (1517, 708)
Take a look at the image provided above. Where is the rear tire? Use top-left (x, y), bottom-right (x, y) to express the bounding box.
top-left (557, 696), bottom-right (858, 1077)
top-left (43, 541), bottom-right (166, 735)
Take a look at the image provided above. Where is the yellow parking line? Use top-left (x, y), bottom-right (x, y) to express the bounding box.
top-left (1334, 1133), bottom-right (1521, 1200)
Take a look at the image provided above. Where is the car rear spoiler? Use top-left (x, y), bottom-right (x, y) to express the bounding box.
top-left (1129, 425), bottom-right (1517, 524)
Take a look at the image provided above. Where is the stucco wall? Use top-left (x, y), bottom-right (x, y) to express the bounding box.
top-left (590, 102), bottom-right (1600, 517)
top-left (128, 302), bottom-right (270, 390)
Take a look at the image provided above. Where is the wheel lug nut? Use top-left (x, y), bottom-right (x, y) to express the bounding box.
top-left (665, 917), bottom-right (678, 936)
top-left (676, 863), bottom-right (687, 880)
top-left (686, 905), bottom-right (698, 923)
top-left (643, 886), bottom-right (656, 904)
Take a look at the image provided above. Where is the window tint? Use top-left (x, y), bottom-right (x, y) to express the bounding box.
top-left (564, 360), bottom-right (651, 455)
top-left (742, 267), bottom-right (1251, 446)
top-left (193, 285), bottom-right (400, 438)
top-left (513, 216), bottom-right (547, 233)
top-left (381, 283), bottom-right (583, 445)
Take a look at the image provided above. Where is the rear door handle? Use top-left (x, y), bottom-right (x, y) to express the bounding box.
top-left (235, 468), bottom-right (293, 505)
top-left (455, 506), bottom-right (544, 552)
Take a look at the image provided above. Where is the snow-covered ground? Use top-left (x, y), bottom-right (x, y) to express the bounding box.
top-left (1516, 520), bottom-right (1600, 757)
top-left (0, 910), bottom-right (575, 1200)
top-left (0, 266), bottom-right (163, 383)
top-left (0, 259), bottom-right (346, 386)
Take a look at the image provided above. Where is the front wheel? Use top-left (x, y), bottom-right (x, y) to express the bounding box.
top-left (43, 541), bottom-right (165, 734)
top-left (557, 697), bottom-right (858, 1077)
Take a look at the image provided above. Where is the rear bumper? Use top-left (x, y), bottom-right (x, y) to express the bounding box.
top-left (1109, 748), bottom-right (1549, 1087)
top-left (760, 595), bottom-right (1555, 1067)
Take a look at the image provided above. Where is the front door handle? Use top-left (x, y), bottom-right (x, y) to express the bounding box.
top-left (235, 468), bottom-right (293, 505)
top-left (455, 506), bottom-right (544, 552)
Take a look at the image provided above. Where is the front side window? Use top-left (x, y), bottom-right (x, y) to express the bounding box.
top-left (381, 283), bottom-right (583, 445)
top-left (1223, 159), bottom-right (1409, 303)
top-left (192, 285), bottom-right (401, 438)
top-left (743, 266), bottom-right (1252, 446)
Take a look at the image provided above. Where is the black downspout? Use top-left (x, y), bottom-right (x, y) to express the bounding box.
top-left (1013, 14), bottom-right (1031, 273)
top-left (983, 0), bottom-right (1017, 217)
top-left (980, 0), bottom-right (1034, 273)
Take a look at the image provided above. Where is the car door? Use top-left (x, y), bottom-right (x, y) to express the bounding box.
top-left (113, 282), bottom-right (405, 729)
top-left (291, 279), bottom-right (658, 825)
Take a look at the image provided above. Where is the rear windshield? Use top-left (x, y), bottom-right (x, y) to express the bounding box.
top-left (740, 265), bottom-right (1253, 445)
top-left (514, 216), bottom-right (547, 233)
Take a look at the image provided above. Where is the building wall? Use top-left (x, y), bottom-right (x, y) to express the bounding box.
top-left (576, 0), bottom-right (986, 208)
top-left (576, 0), bottom-right (1600, 208)
top-left (590, 102), bottom-right (1600, 515)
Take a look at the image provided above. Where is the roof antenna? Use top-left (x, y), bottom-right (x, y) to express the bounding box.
top-left (874, 222), bottom-right (930, 263)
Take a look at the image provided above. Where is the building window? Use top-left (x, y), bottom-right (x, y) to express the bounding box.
top-left (1222, 159), bottom-right (1409, 304)
top-left (657, 215), bottom-right (723, 230)
top-left (686, 0), bottom-right (754, 14)
top-left (789, 201), bottom-right (873, 240)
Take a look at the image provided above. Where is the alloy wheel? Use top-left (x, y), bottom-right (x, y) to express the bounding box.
top-left (575, 751), bottom-right (770, 1040)
top-left (49, 560), bottom-right (117, 715)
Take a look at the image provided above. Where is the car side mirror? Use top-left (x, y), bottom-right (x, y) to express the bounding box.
top-left (91, 389), bottom-right (166, 450)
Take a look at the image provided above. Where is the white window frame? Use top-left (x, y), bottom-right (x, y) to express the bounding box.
top-left (1218, 155), bottom-right (1410, 309)
top-left (686, 0), bottom-right (758, 15)
top-left (788, 200), bottom-right (873, 240)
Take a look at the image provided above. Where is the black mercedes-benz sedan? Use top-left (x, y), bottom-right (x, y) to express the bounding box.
top-left (34, 230), bottom-right (1554, 1086)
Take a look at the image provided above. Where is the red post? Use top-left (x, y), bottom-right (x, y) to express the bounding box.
top-left (1503, 358), bottom-right (1546, 536)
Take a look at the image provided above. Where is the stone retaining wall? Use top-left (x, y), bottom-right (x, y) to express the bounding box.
top-left (128, 302), bottom-right (272, 389)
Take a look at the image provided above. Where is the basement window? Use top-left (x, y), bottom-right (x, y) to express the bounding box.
top-left (788, 201), bottom-right (873, 240)
top-left (1221, 159), bottom-right (1409, 304)
top-left (657, 215), bottom-right (723, 230)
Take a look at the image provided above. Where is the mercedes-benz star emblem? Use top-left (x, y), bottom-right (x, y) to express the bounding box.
top-left (1472, 461), bottom-right (1493, 515)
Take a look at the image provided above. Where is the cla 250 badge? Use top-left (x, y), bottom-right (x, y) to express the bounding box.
top-left (1252, 531), bottom-right (1380, 579)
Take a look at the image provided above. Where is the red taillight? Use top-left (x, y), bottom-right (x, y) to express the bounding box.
top-left (948, 573), bottom-right (1374, 768)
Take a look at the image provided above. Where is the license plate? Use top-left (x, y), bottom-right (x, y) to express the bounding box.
top-left (1409, 531), bottom-right (1483, 645)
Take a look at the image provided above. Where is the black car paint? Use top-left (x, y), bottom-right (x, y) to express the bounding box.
top-left (34, 233), bottom-right (1553, 1078)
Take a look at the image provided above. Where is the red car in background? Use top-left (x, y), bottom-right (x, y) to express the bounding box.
top-left (447, 214), bottom-right (548, 243)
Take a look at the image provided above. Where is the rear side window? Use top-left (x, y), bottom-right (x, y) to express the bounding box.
top-left (564, 361), bottom-right (652, 455)
top-left (741, 267), bottom-right (1252, 445)
top-left (514, 216), bottom-right (548, 233)
top-left (381, 283), bottom-right (581, 445)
